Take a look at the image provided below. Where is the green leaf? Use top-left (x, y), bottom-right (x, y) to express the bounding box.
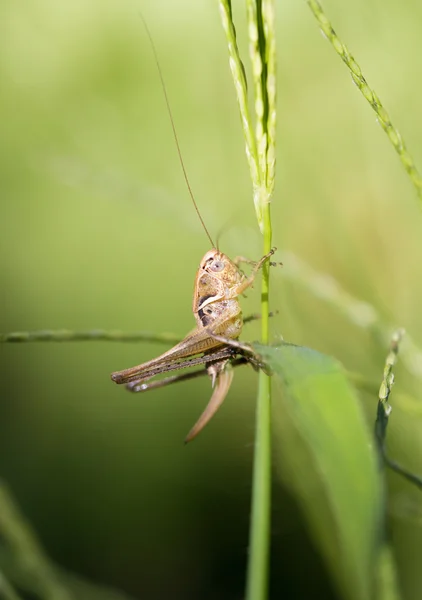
top-left (253, 342), bottom-right (385, 600)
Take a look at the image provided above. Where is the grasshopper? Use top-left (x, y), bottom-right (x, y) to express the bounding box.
top-left (111, 248), bottom-right (275, 442)
top-left (111, 20), bottom-right (276, 442)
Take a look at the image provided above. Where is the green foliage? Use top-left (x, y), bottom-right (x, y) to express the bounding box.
top-left (255, 342), bottom-right (384, 600)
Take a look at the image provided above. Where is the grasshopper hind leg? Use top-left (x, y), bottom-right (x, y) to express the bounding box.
top-left (125, 356), bottom-right (238, 444)
top-left (184, 360), bottom-right (234, 444)
top-left (125, 367), bottom-right (211, 393)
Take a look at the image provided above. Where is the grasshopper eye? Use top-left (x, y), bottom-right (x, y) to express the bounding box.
top-left (211, 260), bottom-right (224, 272)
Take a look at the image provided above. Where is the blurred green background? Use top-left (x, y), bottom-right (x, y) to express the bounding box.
top-left (1, 0), bottom-right (422, 598)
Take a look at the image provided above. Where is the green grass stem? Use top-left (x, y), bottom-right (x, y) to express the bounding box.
top-left (218, 1), bottom-right (276, 598)
top-left (307, 0), bottom-right (422, 203)
top-left (375, 330), bottom-right (422, 489)
top-left (0, 329), bottom-right (181, 344)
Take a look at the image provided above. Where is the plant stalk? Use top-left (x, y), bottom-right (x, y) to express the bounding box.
top-left (246, 200), bottom-right (273, 600)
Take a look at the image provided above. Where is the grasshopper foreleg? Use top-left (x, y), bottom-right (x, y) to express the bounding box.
top-left (229, 247), bottom-right (277, 298)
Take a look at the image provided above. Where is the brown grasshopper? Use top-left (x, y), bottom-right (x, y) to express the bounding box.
top-left (111, 248), bottom-right (275, 442)
top-left (111, 20), bottom-right (276, 442)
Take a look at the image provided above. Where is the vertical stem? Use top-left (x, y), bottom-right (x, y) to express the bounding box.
top-left (246, 199), bottom-right (272, 600)
top-left (260, 204), bottom-right (273, 345)
top-left (218, 2), bottom-right (275, 596)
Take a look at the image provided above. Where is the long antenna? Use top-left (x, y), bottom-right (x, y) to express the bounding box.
top-left (140, 16), bottom-right (215, 248)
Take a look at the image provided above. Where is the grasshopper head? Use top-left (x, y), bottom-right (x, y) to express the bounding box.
top-left (199, 248), bottom-right (241, 285)
top-left (201, 249), bottom-right (232, 274)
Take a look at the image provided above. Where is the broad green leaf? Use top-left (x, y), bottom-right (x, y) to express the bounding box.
top-left (254, 342), bottom-right (385, 600)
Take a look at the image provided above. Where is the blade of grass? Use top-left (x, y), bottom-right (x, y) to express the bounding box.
top-left (0, 330), bottom-right (181, 344)
top-left (0, 481), bottom-right (72, 600)
top-left (375, 330), bottom-right (422, 489)
top-left (0, 313), bottom-right (267, 344)
top-left (218, 0), bottom-right (261, 195)
top-left (255, 342), bottom-right (384, 600)
top-left (0, 572), bottom-right (24, 600)
top-left (307, 0), bottom-right (422, 203)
